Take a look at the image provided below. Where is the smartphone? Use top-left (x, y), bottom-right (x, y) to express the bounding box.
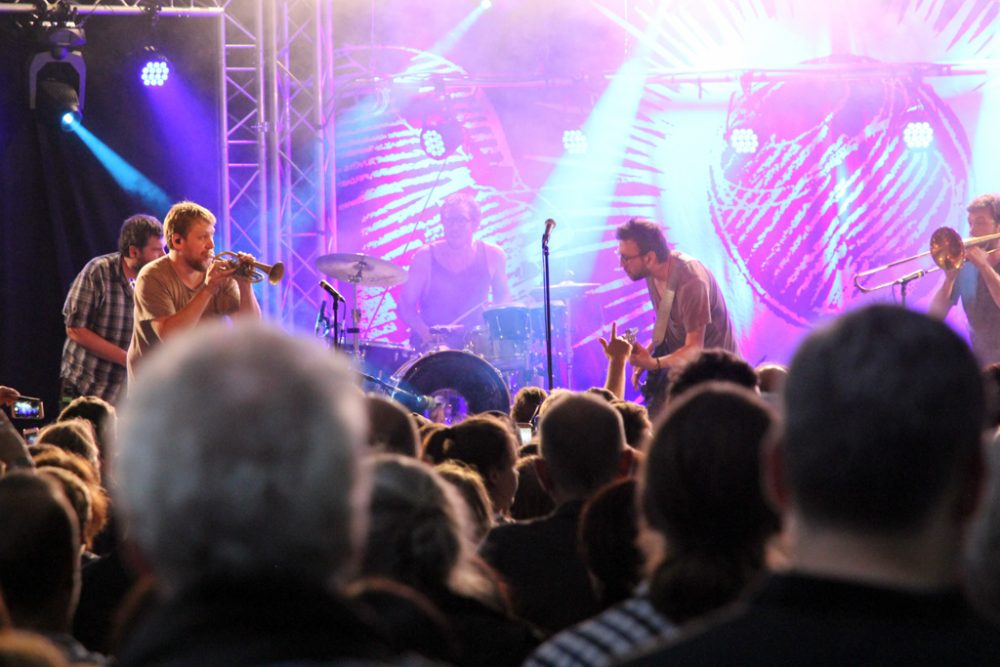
top-left (11, 396), bottom-right (44, 420)
top-left (517, 422), bottom-right (533, 446)
top-left (22, 427), bottom-right (40, 445)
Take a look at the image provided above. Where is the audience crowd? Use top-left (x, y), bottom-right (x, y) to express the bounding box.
top-left (3, 304), bottom-right (1000, 665)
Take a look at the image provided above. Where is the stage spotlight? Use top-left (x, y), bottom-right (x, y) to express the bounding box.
top-left (34, 78), bottom-right (82, 132)
top-left (422, 129), bottom-right (446, 158)
top-left (903, 121), bottom-right (934, 150)
top-left (140, 47), bottom-right (170, 87)
top-left (480, 0), bottom-right (493, 8)
top-left (61, 110), bottom-right (80, 131)
top-left (420, 115), bottom-right (463, 159)
top-left (141, 59), bottom-right (170, 87)
top-left (729, 128), bottom-right (759, 154)
top-left (562, 129), bottom-right (588, 155)
top-left (27, 2), bottom-right (86, 129)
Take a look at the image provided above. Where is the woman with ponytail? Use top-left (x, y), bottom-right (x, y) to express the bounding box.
top-left (420, 415), bottom-right (519, 522)
top-left (524, 382), bottom-right (780, 667)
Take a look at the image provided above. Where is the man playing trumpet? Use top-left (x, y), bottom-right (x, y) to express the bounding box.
top-left (930, 194), bottom-right (1000, 365)
top-left (127, 201), bottom-right (261, 381)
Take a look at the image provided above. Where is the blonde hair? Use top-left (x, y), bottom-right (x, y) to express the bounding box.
top-left (163, 201), bottom-right (216, 250)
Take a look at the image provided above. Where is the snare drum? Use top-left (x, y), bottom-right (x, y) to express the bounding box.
top-left (391, 350), bottom-right (511, 423)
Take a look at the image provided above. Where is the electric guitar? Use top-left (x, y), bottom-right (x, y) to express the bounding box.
top-left (639, 340), bottom-right (671, 414)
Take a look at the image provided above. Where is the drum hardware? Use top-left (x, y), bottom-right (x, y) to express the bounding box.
top-left (315, 252), bottom-right (409, 357)
top-left (529, 280), bottom-right (599, 300)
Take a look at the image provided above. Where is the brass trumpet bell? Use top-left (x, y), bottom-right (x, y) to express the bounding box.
top-left (214, 251), bottom-right (285, 285)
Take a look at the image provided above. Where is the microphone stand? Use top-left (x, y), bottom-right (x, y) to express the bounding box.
top-left (315, 301), bottom-right (333, 348)
top-left (332, 297), bottom-right (341, 350)
top-left (360, 371), bottom-right (437, 414)
top-left (893, 269), bottom-right (926, 308)
top-left (542, 229), bottom-right (554, 391)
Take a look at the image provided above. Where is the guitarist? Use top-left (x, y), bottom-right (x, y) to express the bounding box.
top-left (615, 218), bottom-right (739, 417)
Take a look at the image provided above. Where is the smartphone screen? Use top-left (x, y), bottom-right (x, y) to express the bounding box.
top-left (517, 423), bottom-right (532, 446)
top-left (11, 397), bottom-right (44, 420)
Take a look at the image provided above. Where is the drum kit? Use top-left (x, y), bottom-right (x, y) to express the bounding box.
top-left (314, 251), bottom-right (598, 423)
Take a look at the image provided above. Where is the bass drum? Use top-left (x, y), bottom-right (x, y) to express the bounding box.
top-left (392, 350), bottom-right (511, 423)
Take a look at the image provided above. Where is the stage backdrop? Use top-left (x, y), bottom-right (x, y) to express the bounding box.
top-left (332, 0), bottom-right (997, 397)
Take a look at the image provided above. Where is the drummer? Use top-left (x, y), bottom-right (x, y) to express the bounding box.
top-left (399, 192), bottom-right (512, 350)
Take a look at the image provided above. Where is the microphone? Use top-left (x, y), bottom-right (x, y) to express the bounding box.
top-left (542, 218), bottom-right (556, 245)
top-left (319, 280), bottom-right (345, 302)
top-left (896, 269), bottom-right (926, 285)
top-left (414, 394), bottom-right (441, 413)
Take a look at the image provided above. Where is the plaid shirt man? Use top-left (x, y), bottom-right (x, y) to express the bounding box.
top-left (60, 252), bottom-right (133, 404)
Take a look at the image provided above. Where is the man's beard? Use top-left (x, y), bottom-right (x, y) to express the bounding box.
top-left (627, 265), bottom-right (648, 282)
top-left (185, 253), bottom-right (210, 272)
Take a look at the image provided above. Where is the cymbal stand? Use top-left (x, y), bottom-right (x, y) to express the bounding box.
top-left (346, 269), bottom-right (364, 358)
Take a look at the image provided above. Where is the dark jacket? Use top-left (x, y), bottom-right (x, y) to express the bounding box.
top-left (481, 501), bottom-right (602, 636)
top-left (117, 575), bottom-right (431, 667)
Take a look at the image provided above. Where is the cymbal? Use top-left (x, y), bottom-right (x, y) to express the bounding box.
top-left (314, 253), bottom-right (407, 287)
top-left (530, 280), bottom-right (599, 299)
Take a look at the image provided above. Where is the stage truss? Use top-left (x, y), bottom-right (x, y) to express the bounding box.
top-left (0, 0), bottom-right (336, 329)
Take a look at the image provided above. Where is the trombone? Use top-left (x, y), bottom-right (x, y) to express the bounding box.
top-left (213, 251), bottom-right (285, 285)
top-left (853, 227), bottom-right (1000, 293)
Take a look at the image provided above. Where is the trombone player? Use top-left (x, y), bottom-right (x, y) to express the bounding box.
top-left (127, 201), bottom-right (261, 382)
top-left (930, 194), bottom-right (1000, 365)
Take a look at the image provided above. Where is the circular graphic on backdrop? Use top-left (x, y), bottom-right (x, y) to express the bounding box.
top-left (709, 56), bottom-right (971, 326)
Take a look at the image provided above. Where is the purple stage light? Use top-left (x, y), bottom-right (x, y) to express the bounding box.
top-left (562, 129), bottom-right (588, 155)
top-left (903, 121), bottom-right (934, 150)
top-left (141, 59), bottom-right (170, 87)
top-left (729, 128), bottom-right (758, 154)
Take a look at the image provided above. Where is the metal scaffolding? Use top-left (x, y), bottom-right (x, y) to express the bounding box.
top-left (1, 0), bottom-right (335, 329)
top-left (221, 0), bottom-right (337, 327)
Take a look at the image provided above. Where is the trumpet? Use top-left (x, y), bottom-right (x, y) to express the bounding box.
top-left (213, 251), bottom-right (285, 285)
top-left (853, 227), bottom-right (1000, 293)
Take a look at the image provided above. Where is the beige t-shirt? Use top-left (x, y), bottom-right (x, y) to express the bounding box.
top-left (126, 255), bottom-right (240, 381)
top-left (645, 251), bottom-right (737, 355)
